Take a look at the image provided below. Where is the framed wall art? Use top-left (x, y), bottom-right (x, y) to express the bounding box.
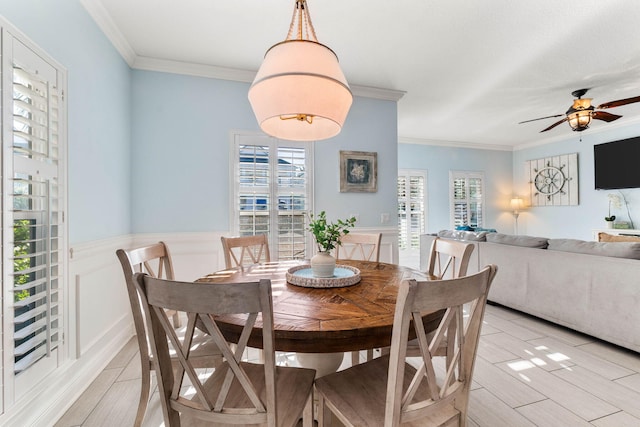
top-left (527, 152), bottom-right (578, 206)
top-left (339, 150), bottom-right (377, 193)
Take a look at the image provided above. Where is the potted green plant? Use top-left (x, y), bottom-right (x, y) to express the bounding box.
top-left (307, 211), bottom-right (356, 277)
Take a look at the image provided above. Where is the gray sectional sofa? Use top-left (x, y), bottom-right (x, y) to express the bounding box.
top-left (420, 231), bottom-right (640, 353)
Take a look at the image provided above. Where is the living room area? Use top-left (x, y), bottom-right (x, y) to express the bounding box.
top-left (1, 1), bottom-right (640, 426)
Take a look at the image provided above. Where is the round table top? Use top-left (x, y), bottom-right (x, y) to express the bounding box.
top-left (197, 259), bottom-right (443, 353)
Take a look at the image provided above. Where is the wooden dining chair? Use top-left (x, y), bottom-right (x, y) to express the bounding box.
top-left (116, 242), bottom-right (223, 427)
top-left (335, 232), bottom-right (382, 262)
top-left (334, 232), bottom-right (383, 365)
top-left (221, 234), bottom-right (271, 268)
top-left (405, 237), bottom-right (477, 362)
top-left (315, 264), bottom-right (497, 427)
top-left (426, 237), bottom-right (475, 280)
top-left (133, 274), bottom-right (316, 427)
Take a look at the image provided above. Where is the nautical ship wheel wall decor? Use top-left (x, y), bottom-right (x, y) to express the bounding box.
top-left (527, 153), bottom-right (578, 206)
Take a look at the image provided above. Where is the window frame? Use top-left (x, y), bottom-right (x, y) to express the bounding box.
top-left (1, 22), bottom-right (68, 406)
top-left (230, 132), bottom-right (314, 260)
top-left (398, 169), bottom-right (427, 250)
top-left (449, 171), bottom-right (484, 229)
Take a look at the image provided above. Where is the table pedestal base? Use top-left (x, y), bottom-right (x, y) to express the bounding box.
top-left (296, 352), bottom-right (345, 378)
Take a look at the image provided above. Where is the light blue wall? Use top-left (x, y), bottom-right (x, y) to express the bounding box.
top-left (131, 71), bottom-right (398, 232)
top-left (0, 0), bottom-right (132, 244)
top-left (513, 124), bottom-right (640, 240)
top-left (398, 144), bottom-right (513, 233)
top-left (130, 71), bottom-right (257, 233)
top-left (313, 97), bottom-right (398, 226)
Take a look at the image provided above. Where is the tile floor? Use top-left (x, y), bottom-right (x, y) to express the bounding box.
top-left (54, 303), bottom-right (640, 427)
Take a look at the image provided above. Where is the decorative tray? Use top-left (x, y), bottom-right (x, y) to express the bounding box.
top-left (286, 264), bottom-right (361, 288)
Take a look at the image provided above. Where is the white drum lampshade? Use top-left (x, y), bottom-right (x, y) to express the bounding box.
top-left (248, 1), bottom-right (352, 141)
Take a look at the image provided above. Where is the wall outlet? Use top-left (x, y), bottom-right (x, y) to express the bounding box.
top-left (381, 213), bottom-right (390, 224)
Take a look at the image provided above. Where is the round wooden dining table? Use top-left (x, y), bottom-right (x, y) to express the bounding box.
top-left (197, 259), bottom-right (443, 354)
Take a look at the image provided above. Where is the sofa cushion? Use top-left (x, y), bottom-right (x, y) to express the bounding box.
top-left (486, 233), bottom-right (549, 248)
top-left (437, 230), bottom-right (488, 242)
top-left (548, 238), bottom-right (640, 260)
top-left (598, 232), bottom-right (640, 243)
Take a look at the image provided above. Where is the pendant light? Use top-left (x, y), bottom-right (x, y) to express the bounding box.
top-left (248, 0), bottom-right (352, 141)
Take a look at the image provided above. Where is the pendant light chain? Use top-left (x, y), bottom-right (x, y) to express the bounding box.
top-left (286, 0), bottom-right (318, 42)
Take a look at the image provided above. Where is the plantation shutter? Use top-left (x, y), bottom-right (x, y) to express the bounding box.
top-left (234, 135), bottom-right (312, 260)
top-left (451, 172), bottom-right (484, 228)
top-left (8, 40), bottom-right (64, 375)
top-left (398, 171), bottom-right (426, 250)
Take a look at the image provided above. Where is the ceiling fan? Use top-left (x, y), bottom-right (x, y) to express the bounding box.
top-left (519, 88), bottom-right (640, 133)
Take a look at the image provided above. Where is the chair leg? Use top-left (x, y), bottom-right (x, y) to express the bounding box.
top-left (351, 351), bottom-right (359, 366)
top-left (134, 363), bottom-right (152, 427)
top-left (317, 392), bottom-right (326, 427)
top-left (302, 392), bottom-right (314, 427)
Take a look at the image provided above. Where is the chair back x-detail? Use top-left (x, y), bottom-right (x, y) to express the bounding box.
top-left (406, 237), bottom-right (476, 361)
top-left (337, 232), bottom-right (383, 365)
top-left (335, 232), bottom-right (382, 262)
top-left (315, 265), bottom-right (497, 427)
top-left (221, 234), bottom-right (271, 268)
top-left (116, 242), bottom-right (222, 427)
top-left (134, 274), bottom-right (316, 427)
top-left (426, 237), bottom-right (475, 280)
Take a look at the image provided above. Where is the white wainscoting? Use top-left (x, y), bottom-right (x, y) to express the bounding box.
top-left (3, 228), bottom-right (397, 426)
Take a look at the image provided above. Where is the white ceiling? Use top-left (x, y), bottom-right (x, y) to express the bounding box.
top-left (84, 0), bottom-right (640, 149)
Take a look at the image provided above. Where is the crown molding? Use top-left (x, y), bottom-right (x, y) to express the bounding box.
top-left (132, 56), bottom-right (257, 82)
top-left (133, 56), bottom-right (405, 101)
top-left (80, 0), bottom-right (136, 65)
top-left (398, 136), bottom-right (513, 151)
top-left (81, 1), bottom-right (405, 102)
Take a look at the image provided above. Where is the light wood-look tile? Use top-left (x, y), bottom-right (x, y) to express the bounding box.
top-left (472, 356), bottom-right (545, 408)
top-left (482, 313), bottom-right (546, 341)
top-left (483, 332), bottom-right (577, 371)
top-left (495, 361), bottom-right (619, 421)
top-left (468, 388), bottom-right (537, 427)
top-left (511, 314), bottom-right (595, 347)
top-left (82, 379), bottom-right (142, 426)
top-left (592, 411), bottom-right (640, 427)
top-left (553, 365), bottom-right (640, 419)
top-left (615, 373), bottom-right (640, 393)
top-left (56, 304), bottom-right (640, 427)
top-left (516, 399), bottom-right (594, 427)
top-left (54, 369), bottom-right (122, 427)
top-left (529, 336), bottom-right (634, 380)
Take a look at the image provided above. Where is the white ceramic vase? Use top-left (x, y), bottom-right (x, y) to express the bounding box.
top-left (310, 251), bottom-right (336, 278)
top-left (605, 221), bottom-right (614, 229)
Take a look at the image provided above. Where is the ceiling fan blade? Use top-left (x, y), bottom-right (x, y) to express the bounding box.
top-left (596, 95), bottom-right (640, 110)
top-left (518, 114), bottom-right (564, 124)
top-left (540, 117), bottom-right (568, 132)
top-left (592, 110), bottom-right (622, 122)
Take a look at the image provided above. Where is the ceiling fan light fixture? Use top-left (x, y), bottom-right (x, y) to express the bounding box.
top-left (248, 0), bottom-right (352, 141)
top-left (568, 110), bottom-right (592, 131)
top-left (566, 97), bottom-right (594, 132)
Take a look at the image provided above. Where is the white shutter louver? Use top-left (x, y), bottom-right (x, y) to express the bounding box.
top-left (398, 172), bottom-right (425, 250)
top-left (11, 58), bottom-right (63, 375)
top-left (451, 172), bottom-right (484, 229)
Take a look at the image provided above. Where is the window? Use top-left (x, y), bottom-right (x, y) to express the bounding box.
top-left (232, 134), bottom-right (313, 260)
top-left (2, 30), bottom-right (67, 397)
top-left (450, 171), bottom-right (484, 228)
top-left (398, 170), bottom-right (426, 250)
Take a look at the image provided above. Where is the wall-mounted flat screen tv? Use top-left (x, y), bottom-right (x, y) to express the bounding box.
top-left (594, 136), bottom-right (640, 189)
